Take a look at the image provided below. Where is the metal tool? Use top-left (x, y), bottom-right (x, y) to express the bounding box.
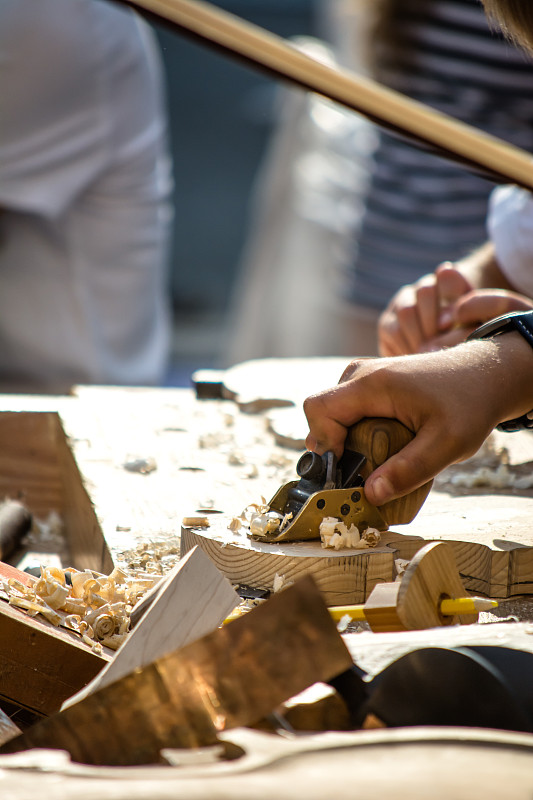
top-left (251, 418), bottom-right (432, 544)
top-left (331, 645), bottom-right (533, 733)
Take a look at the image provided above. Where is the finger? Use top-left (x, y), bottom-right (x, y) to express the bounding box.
top-left (453, 291), bottom-right (533, 328)
top-left (378, 323), bottom-right (412, 356)
top-left (304, 365), bottom-right (400, 456)
top-left (414, 280), bottom-right (439, 341)
top-left (395, 302), bottom-right (425, 353)
top-left (378, 305), bottom-right (413, 356)
top-left (435, 262), bottom-right (473, 304)
top-left (303, 389), bottom-right (352, 457)
top-left (363, 423), bottom-right (469, 506)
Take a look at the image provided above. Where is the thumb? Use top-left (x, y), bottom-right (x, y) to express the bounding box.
top-left (453, 290), bottom-right (533, 328)
top-left (363, 425), bottom-right (459, 506)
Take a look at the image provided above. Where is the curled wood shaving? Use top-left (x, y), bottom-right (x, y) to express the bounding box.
top-left (3, 564), bottom-right (159, 649)
top-left (319, 518), bottom-right (381, 550)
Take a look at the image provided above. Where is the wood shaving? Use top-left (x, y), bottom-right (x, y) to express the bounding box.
top-left (362, 527), bottom-right (381, 547)
top-left (228, 451), bottom-right (246, 466)
top-left (2, 564), bottom-right (159, 651)
top-left (447, 463), bottom-right (533, 490)
top-left (228, 517), bottom-right (244, 533)
top-left (319, 517), bottom-right (381, 550)
top-left (122, 457), bottom-right (157, 474)
top-left (182, 517), bottom-right (210, 528)
top-left (249, 510), bottom-right (283, 537)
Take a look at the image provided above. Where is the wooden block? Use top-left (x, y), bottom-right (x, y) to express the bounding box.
top-left (1, 576), bottom-right (353, 766)
top-left (63, 546), bottom-right (239, 708)
top-left (363, 581), bottom-right (404, 633)
top-left (0, 598), bottom-right (110, 717)
top-left (181, 524), bottom-right (396, 605)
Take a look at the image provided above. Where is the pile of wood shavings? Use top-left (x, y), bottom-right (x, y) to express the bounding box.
top-left (2, 565), bottom-right (159, 653)
top-left (117, 540), bottom-right (181, 576)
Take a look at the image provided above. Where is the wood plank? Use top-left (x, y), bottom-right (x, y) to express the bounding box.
top-left (0, 412), bottom-right (65, 520)
top-left (63, 546), bottom-right (239, 708)
top-left (0, 598), bottom-right (110, 717)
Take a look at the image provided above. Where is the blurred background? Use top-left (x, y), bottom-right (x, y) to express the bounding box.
top-left (153, 0), bottom-right (325, 383)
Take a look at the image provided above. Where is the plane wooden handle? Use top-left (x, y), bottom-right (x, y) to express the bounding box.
top-left (345, 417), bottom-right (432, 525)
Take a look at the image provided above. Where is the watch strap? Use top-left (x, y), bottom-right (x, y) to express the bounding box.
top-left (467, 310), bottom-right (533, 432)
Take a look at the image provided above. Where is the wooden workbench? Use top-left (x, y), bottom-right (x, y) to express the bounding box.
top-left (1, 371), bottom-right (533, 796)
top-left (1, 371), bottom-right (532, 602)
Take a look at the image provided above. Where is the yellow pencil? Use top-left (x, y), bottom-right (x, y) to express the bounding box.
top-left (329, 596), bottom-right (498, 624)
top-left (224, 595), bottom-right (498, 625)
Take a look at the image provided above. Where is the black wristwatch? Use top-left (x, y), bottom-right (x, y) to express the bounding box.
top-left (467, 310), bottom-right (533, 432)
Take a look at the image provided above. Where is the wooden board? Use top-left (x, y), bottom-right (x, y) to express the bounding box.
top-left (186, 505), bottom-right (533, 602)
top-left (0, 411), bottom-right (112, 574)
top-left (0, 597), bottom-right (111, 717)
top-left (1, 725), bottom-right (533, 798)
top-left (181, 525), bottom-right (399, 605)
top-left (63, 546), bottom-right (239, 708)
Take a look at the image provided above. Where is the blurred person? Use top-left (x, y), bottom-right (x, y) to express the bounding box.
top-left (224, 0), bottom-right (533, 364)
top-left (378, 240), bottom-right (533, 355)
top-left (0, 0), bottom-right (173, 392)
top-left (340, 0), bottom-right (533, 356)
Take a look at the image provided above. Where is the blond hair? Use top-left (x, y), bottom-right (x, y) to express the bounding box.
top-left (481, 1), bottom-right (533, 51)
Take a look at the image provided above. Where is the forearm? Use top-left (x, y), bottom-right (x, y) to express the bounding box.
top-left (454, 241), bottom-right (516, 291)
top-left (304, 334), bottom-right (533, 505)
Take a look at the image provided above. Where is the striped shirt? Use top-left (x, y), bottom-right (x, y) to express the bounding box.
top-left (344, 0), bottom-right (533, 309)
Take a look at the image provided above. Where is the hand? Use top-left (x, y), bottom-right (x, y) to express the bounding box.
top-left (429, 289), bottom-right (533, 349)
top-left (304, 336), bottom-right (533, 506)
top-left (378, 262), bottom-right (473, 356)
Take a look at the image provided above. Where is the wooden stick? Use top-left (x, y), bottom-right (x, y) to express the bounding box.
top-left (125, 0), bottom-right (533, 189)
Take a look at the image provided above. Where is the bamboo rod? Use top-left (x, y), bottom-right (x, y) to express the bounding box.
top-left (126, 0), bottom-right (533, 190)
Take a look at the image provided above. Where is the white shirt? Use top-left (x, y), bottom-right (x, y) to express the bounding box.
top-left (488, 184), bottom-right (533, 299)
top-left (0, 0), bottom-right (173, 390)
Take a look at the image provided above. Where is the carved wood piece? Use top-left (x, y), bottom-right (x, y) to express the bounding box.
top-left (181, 525), bottom-right (397, 605)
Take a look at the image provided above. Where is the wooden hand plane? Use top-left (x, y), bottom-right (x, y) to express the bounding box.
top-left (251, 418), bottom-right (433, 543)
